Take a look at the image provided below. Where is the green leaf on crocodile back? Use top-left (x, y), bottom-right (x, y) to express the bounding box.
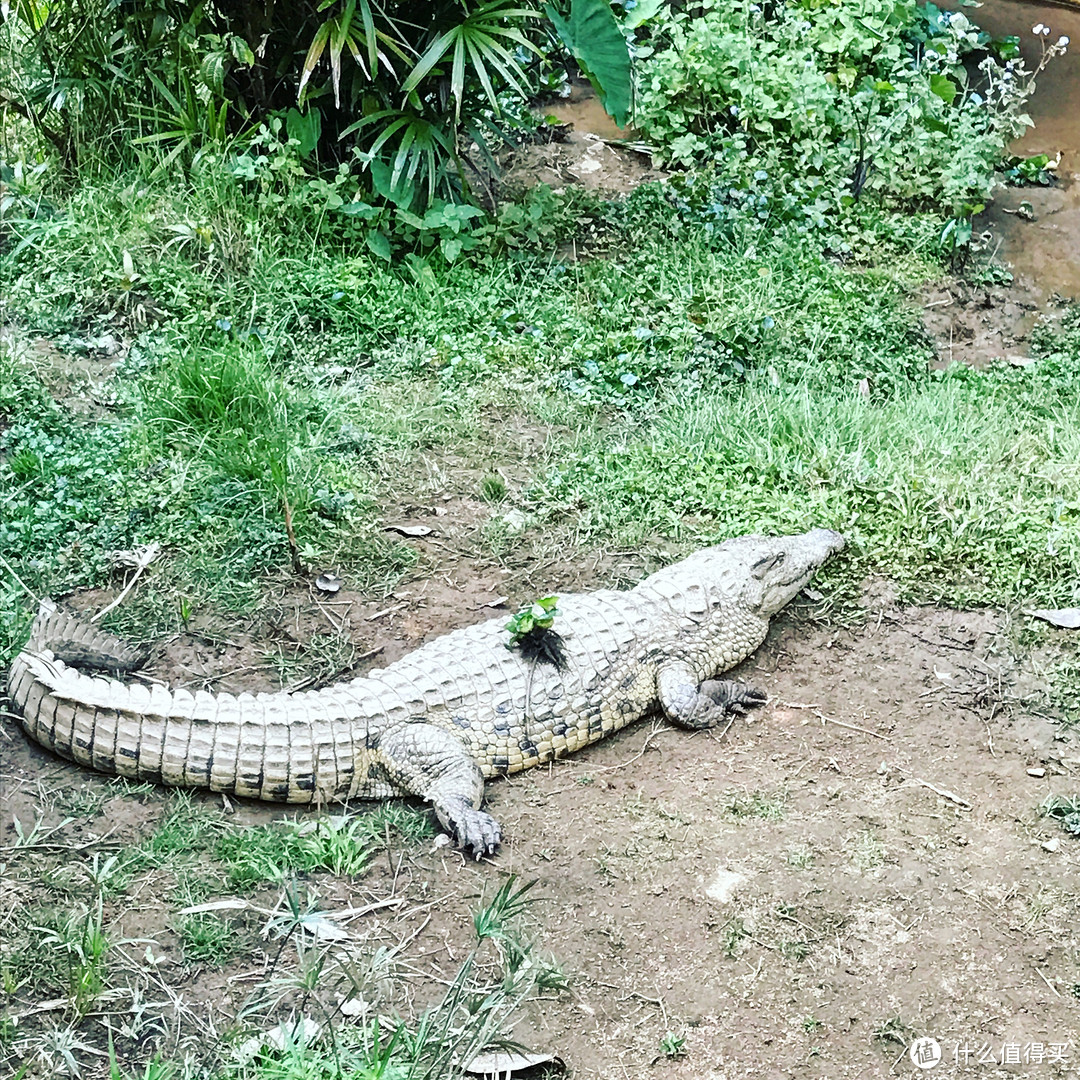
top-left (505, 595), bottom-right (561, 647)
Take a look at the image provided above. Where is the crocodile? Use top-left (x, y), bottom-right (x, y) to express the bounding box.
top-left (6, 529), bottom-right (844, 857)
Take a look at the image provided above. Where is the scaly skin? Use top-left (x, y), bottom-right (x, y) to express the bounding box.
top-left (6, 530), bottom-right (844, 856)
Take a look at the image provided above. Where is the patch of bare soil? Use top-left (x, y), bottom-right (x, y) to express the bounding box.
top-left (919, 278), bottom-right (1050, 369)
top-left (3, 566), bottom-right (1078, 1078)
top-left (500, 86), bottom-right (666, 197)
top-left (0, 328), bottom-right (125, 420)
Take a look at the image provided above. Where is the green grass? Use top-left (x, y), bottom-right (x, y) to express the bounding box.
top-left (217, 804), bottom-right (433, 890)
top-left (5, 165), bottom-right (1078, 653)
top-left (175, 913), bottom-right (243, 966)
top-left (130, 792), bottom-right (224, 871)
top-left (786, 845), bottom-right (815, 869)
top-left (849, 830), bottom-right (887, 872)
top-left (533, 358), bottom-right (1080, 607)
top-left (0, 327), bottom-right (419, 657)
top-left (726, 790), bottom-right (788, 822)
top-left (104, 795), bottom-right (434, 894)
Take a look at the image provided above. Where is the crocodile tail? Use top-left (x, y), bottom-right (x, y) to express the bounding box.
top-left (27, 601), bottom-right (148, 670)
top-left (27, 599), bottom-right (65, 650)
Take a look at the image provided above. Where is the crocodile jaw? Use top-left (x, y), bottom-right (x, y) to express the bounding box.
top-left (658, 529), bottom-right (844, 618)
top-left (745, 528), bottom-right (846, 616)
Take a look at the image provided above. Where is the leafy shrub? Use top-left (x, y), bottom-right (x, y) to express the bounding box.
top-left (1, 0), bottom-right (546, 218)
top-left (634, 0), bottom-right (1041, 222)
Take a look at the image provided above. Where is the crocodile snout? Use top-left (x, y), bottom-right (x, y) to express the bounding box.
top-left (805, 528), bottom-right (846, 556)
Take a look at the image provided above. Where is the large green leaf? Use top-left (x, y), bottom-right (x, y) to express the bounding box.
top-left (546, 0), bottom-right (632, 127)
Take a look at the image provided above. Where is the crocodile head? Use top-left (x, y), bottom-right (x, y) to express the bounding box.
top-left (636, 529), bottom-right (845, 619)
top-left (727, 528), bottom-right (846, 616)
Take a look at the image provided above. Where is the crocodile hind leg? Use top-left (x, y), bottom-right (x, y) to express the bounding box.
top-left (375, 722), bottom-right (501, 859)
top-left (657, 661), bottom-right (767, 730)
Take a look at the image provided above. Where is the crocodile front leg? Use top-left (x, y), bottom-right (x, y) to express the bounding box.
top-left (657, 662), bottom-right (767, 730)
top-left (376, 722), bottom-right (501, 859)
top-left (699, 679), bottom-right (768, 716)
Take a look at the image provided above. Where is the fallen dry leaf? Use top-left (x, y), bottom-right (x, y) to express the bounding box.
top-left (464, 1050), bottom-right (562, 1078)
top-left (385, 524), bottom-right (434, 537)
top-left (1025, 607), bottom-right (1080, 629)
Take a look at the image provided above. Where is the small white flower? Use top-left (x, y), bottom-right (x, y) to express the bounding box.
top-left (1057, 35), bottom-right (1070, 46)
top-left (1042, 24), bottom-right (1051, 36)
top-left (1032, 22), bottom-right (1045, 34)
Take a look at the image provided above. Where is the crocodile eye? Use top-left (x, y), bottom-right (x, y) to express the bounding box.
top-left (751, 552), bottom-right (785, 579)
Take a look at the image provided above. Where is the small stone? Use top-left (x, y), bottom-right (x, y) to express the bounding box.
top-left (705, 867), bottom-right (746, 903)
top-left (1040, 837), bottom-right (1061, 853)
top-left (315, 573), bottom-right (343, 593)
top-left (1026, 767), bottom-right (1046, 778)
top-left (500, 508), bottom-right (527, 533)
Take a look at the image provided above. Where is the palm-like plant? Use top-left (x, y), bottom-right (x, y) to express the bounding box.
top-left (2, 0), bottom-right (633, 213)
top-left (301, 0), bottom-right (541, 207)
top-left (343, 108), bottom-right (459, 203)
top-left (298, 0), bottom-right (410, 106)
top-left (400, 0), bottom-right (540, 119)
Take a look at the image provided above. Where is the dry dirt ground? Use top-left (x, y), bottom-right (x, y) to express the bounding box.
top-left (499, 89), bottom-right (666, 198)
top-left (3, 557), bottom-right (1079, 1079)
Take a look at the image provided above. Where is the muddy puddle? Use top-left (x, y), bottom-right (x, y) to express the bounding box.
top-left (966, 0), bottom-right (1080, 301)
top-left (540, 88), bottom-right (633, 142)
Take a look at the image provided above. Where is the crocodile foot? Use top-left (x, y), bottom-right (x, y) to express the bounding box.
top-left (440, 797), bottom-right (502, 859)
top-left (699, 679), bottom-right (768, 717)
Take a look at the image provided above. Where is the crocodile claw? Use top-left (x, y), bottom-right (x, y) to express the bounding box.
top-left (699, 680), bottom-right (768, 717)
top-left (443, 798), bottom-right (502, 859)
